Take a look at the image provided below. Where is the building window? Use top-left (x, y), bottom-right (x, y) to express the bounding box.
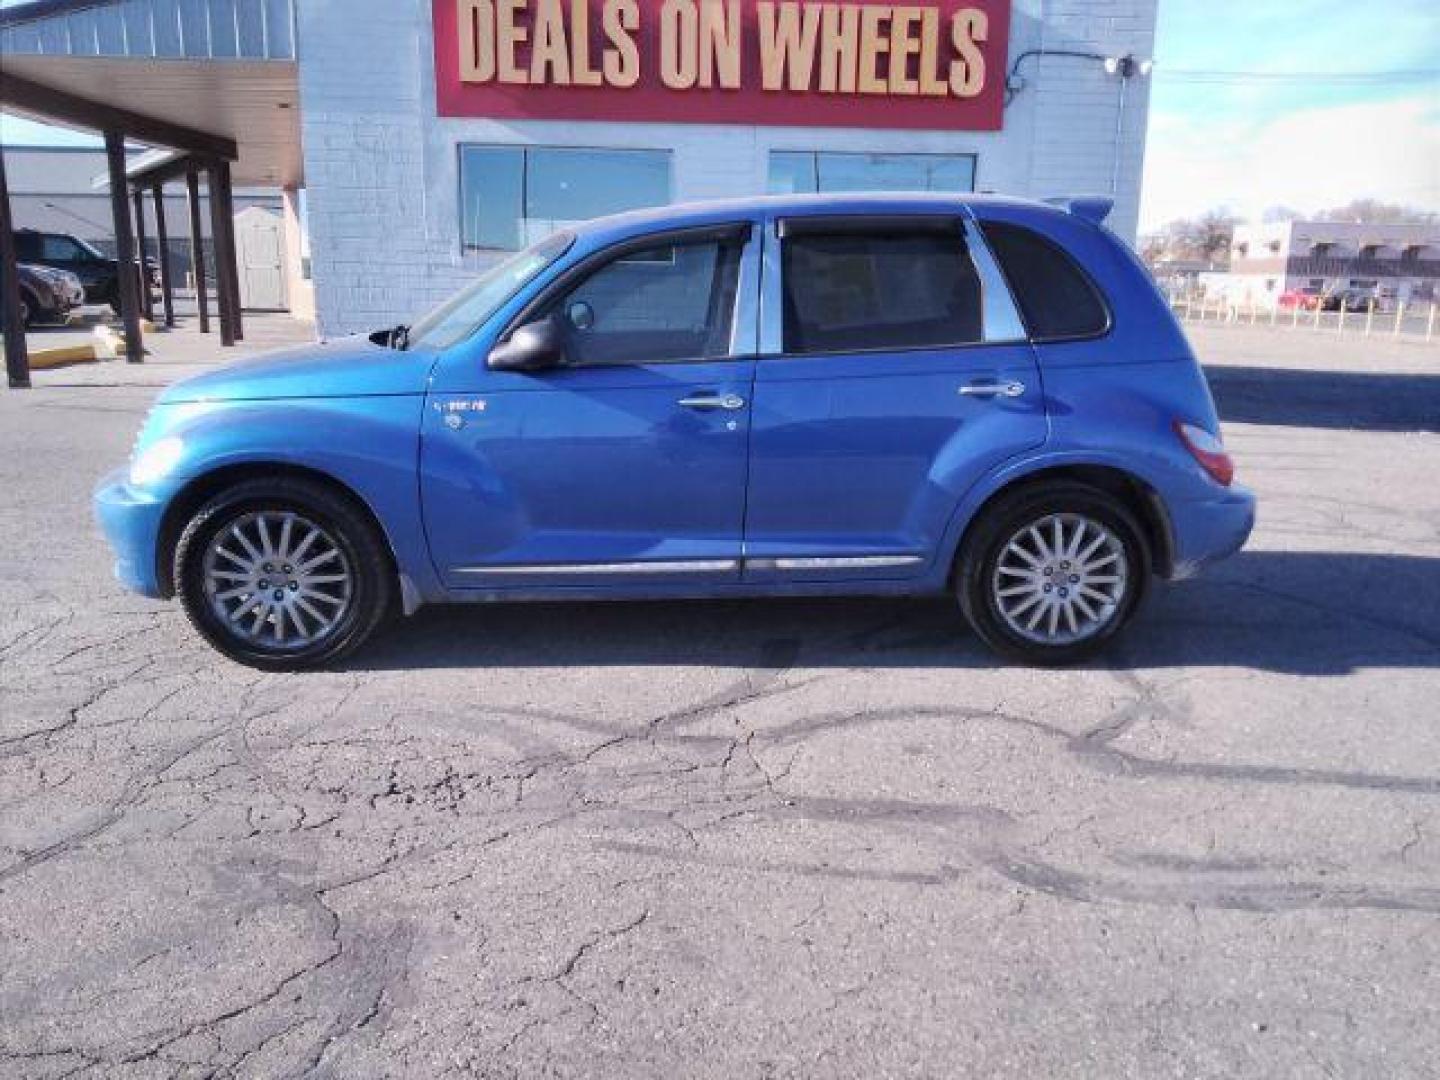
top-left (460, 146), bottom-right (671, 252)
top-left (768, 152), bottom-right (977, 196)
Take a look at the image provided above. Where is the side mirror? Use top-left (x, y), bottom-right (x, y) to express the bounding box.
top-left (487, 315), bottom-right (568, 372)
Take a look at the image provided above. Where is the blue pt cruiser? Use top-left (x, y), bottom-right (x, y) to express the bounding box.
top-left (96, 193), bottom-right (1255, 669)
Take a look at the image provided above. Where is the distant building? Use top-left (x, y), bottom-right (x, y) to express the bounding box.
top-left (1212, 219), bottom-right (1439, 308)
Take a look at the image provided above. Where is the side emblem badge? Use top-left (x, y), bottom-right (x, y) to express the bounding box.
top-left (437, 399), bottom-right (488, 431)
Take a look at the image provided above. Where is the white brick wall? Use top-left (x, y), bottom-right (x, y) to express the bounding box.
top-left (298, 0), bottom-right (1157, 336)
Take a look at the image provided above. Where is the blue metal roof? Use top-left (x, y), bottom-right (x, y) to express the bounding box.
top-left (1, 0), bottom-right (295, 60)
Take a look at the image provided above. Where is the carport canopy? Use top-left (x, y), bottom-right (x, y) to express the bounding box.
top-left (0, 0), bottom-right (301, 387)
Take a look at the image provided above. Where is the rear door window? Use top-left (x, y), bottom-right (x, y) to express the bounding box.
top-left (780, 224), bottom-right (983, 354)
top-left (979, 221), bottom-right (1110, 341)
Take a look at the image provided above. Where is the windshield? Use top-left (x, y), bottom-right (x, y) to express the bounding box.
top-left (405, 232), bottom-right (574, 351)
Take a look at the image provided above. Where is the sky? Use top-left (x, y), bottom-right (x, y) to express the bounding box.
top-left (3, 0), bottom-right (1438, 230)
top-left (1139, 0), bottom-right (1440, 230)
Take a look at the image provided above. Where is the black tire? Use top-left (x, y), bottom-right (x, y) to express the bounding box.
top-left (956, 481), bottom-right (1151, 666)
top-left (174, 477), bottom-right (394, 671)
top-left (18, 290), bottom-right (36, 328)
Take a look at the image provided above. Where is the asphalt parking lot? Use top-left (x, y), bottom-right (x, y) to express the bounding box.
top-left (1, 322), bottom-right (1437, 1078)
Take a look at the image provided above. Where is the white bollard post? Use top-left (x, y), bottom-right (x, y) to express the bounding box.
top-left (1365, 299), bottom-right (1375, 337)
top-left (1428, 302), bottom-right (1437, 343)
top-left (1313, 300), bottom-right (1323, 331)
top-left (1337, 303), bottom-right (1346, 336)
top-left (1394, 302), bottom-right (1405, 338)
top-left (1293, 302), bottom-right (1301, 328)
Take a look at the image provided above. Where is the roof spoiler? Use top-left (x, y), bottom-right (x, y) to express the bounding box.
top-left (1044, 196), bottom-right (1115, 226)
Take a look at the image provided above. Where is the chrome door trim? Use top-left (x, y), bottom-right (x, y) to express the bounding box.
top-left (454, 559), bottom-right (741, 576)
top-left (453, 555), bottom-right (924, 577)
top-left (748, 555), bottom-right (926, 571)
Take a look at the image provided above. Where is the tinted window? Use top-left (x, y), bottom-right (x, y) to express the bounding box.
top-left (980, 222), bottom-right (1109, 340)
top-left (14, 233), bottom-right (40, 260)
top-left (547, 237), bottom-right (744, 366)
top-left (781, 230), bottom-right (982, 354)
top-left (40, 235), bottom-right (87, 261)
top-left (460, 146), bottom-right (670, 251)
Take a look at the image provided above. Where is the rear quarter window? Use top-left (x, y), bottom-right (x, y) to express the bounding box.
top-left (980, 221), bottom-right (1110, 341)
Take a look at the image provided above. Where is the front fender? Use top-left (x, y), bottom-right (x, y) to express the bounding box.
top-left (147, 395), bottom-right (442, 601)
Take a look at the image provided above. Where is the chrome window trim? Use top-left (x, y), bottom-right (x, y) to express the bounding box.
top-left (963, 217), bottom-right (1029, 344)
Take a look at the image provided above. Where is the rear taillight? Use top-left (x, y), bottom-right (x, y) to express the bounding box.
top-left (1174, 420), bottom-right (1235, 487)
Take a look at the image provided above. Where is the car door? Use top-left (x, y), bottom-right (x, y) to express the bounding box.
top-left (421, 222), bottom-right (760, 589)
top-left (743, 212), bottom-right (1047, 582)
top-left (41, 234), bottom-right (108, 299)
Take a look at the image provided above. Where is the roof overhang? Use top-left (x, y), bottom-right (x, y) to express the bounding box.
top-left (1, 56), bottom-right (301, 186)
top-left (0, 0), bottom-right (301, 186)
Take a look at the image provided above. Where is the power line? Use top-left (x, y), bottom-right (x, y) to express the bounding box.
top-left (1158, 67), bottom-right (1439, 84)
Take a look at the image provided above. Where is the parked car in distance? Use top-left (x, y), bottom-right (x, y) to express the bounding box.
top-left (1277, 288), bottom-right (1322, 311)
top-left (10, 262), bottom-right (85, 326)
top-left (96, 193), bottom-right (1255, 670)
top-left (1320, 287), bottom-right (1374, 313)
top-left (12, 228), bottom-right (158, 312)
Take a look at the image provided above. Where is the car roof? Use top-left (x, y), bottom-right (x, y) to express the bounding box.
top-left (574, 191), bottom-right (1076, 244)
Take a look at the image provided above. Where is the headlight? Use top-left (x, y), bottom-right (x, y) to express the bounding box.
top-left (63, 271), bottom-right (83, 291)
top-left (128, 436), bottom-right (185, 487)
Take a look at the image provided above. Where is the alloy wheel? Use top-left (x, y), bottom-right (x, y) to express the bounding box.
top-left (201, 510), bottom-right (354, 650)
top-left (991, 512), bottom-right (1130, 646)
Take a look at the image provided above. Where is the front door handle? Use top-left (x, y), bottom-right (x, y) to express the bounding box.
top-left (678, 393), bottom-right (747, 411)
top-left (959, 380), bottom-right (1027, 399)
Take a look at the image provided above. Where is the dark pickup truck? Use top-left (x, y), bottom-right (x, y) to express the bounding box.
top-left (12, 228), bottom-right (158, 313)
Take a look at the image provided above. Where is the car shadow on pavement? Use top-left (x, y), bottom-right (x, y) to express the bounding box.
top-left (1206, 365), bottom-right (1440, 433)
top-left (347, 551), bottom-right (1440, 676)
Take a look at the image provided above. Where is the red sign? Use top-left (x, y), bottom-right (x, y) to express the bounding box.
top-left (435, 0), bottom-right (1010, 130)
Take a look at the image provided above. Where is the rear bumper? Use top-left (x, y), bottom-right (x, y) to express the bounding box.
top-left (1167, 484), bottom-right (1256, 579)
top-left (93, 469), bottom-right (168, 599)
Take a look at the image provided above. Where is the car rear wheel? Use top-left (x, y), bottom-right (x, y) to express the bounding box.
top-left (956, 482), bottom-right (1150, 665)
top-left (174, 478), bottom-right (393, 670)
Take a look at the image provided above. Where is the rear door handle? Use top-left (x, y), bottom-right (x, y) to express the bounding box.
top-left (959, 380), bottom-right (1026, 399)
top-left (678, 393), bottom-right (747, 411)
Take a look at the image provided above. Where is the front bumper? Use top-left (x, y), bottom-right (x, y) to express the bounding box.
top-left (93, 469), bottom-right (170, 599)
top-left (1167, 484), bottom-right (1257, 580)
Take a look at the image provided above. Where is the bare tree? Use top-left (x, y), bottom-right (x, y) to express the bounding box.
top-left (1165, 210), bottom-right (1241, 265)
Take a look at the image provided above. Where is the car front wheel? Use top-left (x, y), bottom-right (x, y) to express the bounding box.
top-left (174, 478), bottom-right (393, 670)
top-left (957, 482), bottom-right (1150, 665)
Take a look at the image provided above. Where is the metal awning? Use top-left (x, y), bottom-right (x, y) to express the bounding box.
top-left (1, 0), bottom-right (301, 186)
top-left (1, 0), bottom-right (288, 384)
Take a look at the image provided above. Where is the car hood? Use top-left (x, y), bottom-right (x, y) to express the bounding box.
top-left (159, 335), bottom-right (434, 404)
